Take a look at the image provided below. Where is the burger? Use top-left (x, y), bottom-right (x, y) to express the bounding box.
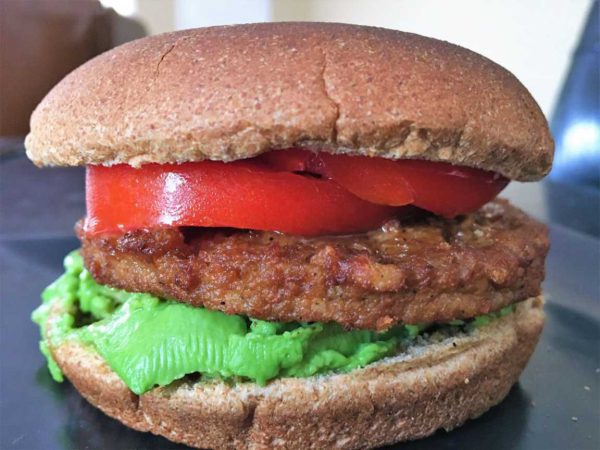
top-left (27, 23), bottom-right (552, 449)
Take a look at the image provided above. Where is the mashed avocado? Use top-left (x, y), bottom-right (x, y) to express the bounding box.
top-left (33, 251), bottom-right (514, 395)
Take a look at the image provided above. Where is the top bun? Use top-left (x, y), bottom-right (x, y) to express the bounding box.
top-left (25, 22), bottom-right (553, 180)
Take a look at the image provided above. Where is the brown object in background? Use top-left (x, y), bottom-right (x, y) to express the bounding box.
top-left (0, 0), bottom-right (145, 139)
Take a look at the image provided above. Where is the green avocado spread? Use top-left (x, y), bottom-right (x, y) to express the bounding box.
top-left (33, 251), bottom-right (514, 395)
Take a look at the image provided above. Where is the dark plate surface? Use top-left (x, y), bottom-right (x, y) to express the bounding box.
top-left (0, 224), bottom-right (599, 450)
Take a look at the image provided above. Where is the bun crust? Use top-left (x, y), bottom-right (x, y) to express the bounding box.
top-left (26, 23), bottom-right (552, 180)
top-left (48, 297), bottom-right (544, 450)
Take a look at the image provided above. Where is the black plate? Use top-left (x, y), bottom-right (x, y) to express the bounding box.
top-left (1, 225), bottom-right (598, 450)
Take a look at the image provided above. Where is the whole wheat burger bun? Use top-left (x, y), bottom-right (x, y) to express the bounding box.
top-left (47, 297), bottom-right (544, 450)
top-left (26, 22), bottom-right (553, 180)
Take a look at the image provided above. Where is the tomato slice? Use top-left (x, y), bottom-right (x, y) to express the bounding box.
top-left (85, 149), bottom-right (508, 236)
top-left (85, 162), bottom-right (397, 236)
top-left (259, 150), bottom-right (414, 206)
top-left (257, 149), bottom-right (507, 217)
top-left (383, 160), bottom-right (508, 217)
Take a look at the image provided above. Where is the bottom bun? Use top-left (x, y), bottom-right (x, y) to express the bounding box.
top-left (49, 297), bottom-right (544, 450)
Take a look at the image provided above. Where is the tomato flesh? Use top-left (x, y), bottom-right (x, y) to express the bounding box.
top-left (258, 150), bottom-right (415, 206)
top-left (257, 149), bottom-right (507, 216)
top-left (382, 159), bottom-right (508, 217)
top-left (85, 149), bottom-right (508, 236)
top-left (85, 162), bottom-right (397, 236)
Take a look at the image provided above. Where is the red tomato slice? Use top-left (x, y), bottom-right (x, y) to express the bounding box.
top-left (384, 160), bottom-right (508, 217)
top-left (259, 150), bottom-right (414, 206)
top-left (315, 153), bottom-right (415, 206)
top-left (86, 150), bottom-right (508, 236)
top-left (258, 149), bottom-right (507, 217)
top-left (85, 162), bottom-right (397, 236)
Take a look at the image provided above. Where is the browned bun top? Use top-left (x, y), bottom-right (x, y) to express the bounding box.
top-left (25, 22), bottom-right (553, 180)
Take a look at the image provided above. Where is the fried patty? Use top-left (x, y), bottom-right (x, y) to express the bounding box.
top-left (79, 200), bottom-right (548, 330)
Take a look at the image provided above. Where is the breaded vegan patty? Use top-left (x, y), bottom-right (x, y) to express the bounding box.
top-left (80, 200), bottom-right (548, 330)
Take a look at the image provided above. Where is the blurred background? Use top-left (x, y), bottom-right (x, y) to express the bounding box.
top-left (1, 0), bottom-right (598, 237)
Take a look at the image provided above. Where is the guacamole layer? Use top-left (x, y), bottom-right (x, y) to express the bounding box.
top-left (33, 251), bottom-right (513, 395)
